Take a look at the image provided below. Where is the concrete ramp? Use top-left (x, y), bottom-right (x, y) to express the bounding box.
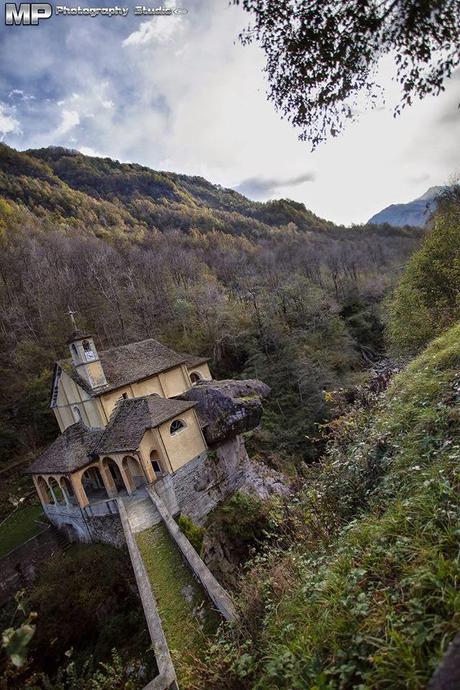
top-left (124, 492), bottom-right (161, 533)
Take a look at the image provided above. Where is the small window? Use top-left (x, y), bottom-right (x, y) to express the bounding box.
top-left (152, 460), bottom-right (161, 473)
top-left (82, 340), bottom-right (91, 352)
top-left (190, 372), bottom-right (202, 385)
top-left (170, 419), bottom-right (186, 435)
top-left (122, 392), bottom-right (128, 399)
top-left (73, 406), bottom-right (82, 422)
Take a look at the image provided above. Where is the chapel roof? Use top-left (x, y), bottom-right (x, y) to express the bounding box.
top-left (58, 338), bottom-right (187, 395)
top-left (182, 353), bottom-right (210, 368)
top-left (26, 422), bottom-right (103, 475)
top-left (28, 394), bottom-right (198, 475)
top-left (95, 395), bottom-right (197, 453)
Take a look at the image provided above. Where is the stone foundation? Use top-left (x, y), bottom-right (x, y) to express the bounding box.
top-left (43, 436), bottom-right (288, 545)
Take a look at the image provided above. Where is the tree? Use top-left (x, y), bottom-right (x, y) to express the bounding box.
top-left (387, 185), bottom-right (460, 353)
top-left (234, 0), bottom-right (460, 147)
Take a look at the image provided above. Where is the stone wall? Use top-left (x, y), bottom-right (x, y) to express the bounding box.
top-left (86, 513), bottom-right (125, 548)
top-left (172, 438), bottom-right (248, 524)
top-left (0, 526), bottom-right (63, 606)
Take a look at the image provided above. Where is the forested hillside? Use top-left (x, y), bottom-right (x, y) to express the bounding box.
top-left (0, 144), bottom-right (423, 469)
top-left (199, 185), bottom-right (460, 690)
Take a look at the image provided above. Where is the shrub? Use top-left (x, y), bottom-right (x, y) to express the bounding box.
top-left (177, 514), bottom-right (205, 554)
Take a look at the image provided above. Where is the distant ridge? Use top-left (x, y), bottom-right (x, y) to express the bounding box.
top-left (368, 186), bottom-right (447, 228)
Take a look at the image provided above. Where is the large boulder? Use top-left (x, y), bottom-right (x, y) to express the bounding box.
top-left (179, 379), bottom-right (270, 445)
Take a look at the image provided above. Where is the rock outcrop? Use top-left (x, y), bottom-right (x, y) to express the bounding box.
top-left (179, 379), bottom-right (270, 445)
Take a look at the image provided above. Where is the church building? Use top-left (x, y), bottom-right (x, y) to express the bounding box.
top-left (27, 330), bottom-right (213, 533)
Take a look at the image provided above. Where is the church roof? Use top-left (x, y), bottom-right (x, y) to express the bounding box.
top-left (182, 353), bottom-right (210, 368)
top-left (96, 395), bottom-right (197, 454)
top-left (58, 338), bottom-right (187, 395)
top-left (28, 395), bottom-right (198, 475)
top-left (27, 422), bottom-right (103, 475)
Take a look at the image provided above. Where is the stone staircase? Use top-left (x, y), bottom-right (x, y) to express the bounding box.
top-left (124, 490), bottom-right (161, 533)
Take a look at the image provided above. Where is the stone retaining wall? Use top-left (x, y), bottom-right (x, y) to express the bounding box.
top-left (172, 438), bottom-right (248, 524)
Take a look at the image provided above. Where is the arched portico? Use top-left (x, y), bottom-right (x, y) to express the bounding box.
top-left (36, 476), bottom-right (53, 505)
top-left (48, 477), bottom-right (65, 505)
top-left (60, 476), bottom-right (76, 506)
top-left (81, 465), bottom-right (109, 503)
top-left (122, 455), bottom-right (147, 490)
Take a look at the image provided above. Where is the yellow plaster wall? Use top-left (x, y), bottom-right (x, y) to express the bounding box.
top-left (158, 408), bottom-right (207, 472)
top-left (131, 376), bottom-right (164, 398)
top-left (53, 370), bottom-right (105, 432)
top-left (188, 362), bottom-right (212, 381)
top-left (159, 365), bottom-right (190, 397)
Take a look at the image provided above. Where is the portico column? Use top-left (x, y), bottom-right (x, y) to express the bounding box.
top-left (60, 479), bottom-right (71, 507)
top-left (47, 480), bottom-right (58, 505)
top-left (99, 462), bottom-right (118, 498)
top-left (34, 476), bottom-right (49, 508)
top-left (70, 474), bottom-right (89, 509)
top-left (118, 461), bottom-right (135, 495)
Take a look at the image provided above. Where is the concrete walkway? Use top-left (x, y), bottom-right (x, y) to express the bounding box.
top-left (117, 498), bottom-right (178, 690)
top-left (147, 486), bottom-right (238, 623)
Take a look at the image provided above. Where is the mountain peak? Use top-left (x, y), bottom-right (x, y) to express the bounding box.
top-left (368, 185), bottom-right (448, 227)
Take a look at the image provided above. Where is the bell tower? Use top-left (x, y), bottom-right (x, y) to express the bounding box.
top-left (67, 310), bottom-right (107, 390)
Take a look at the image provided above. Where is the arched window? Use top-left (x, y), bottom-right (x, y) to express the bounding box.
top-left (170, 419), bottom-right (186, 435)
top-left (190, 371), bottom-right (202, 385)
top-left (73, 406), bottom-right (82, 422)
top-left (70, 343), bottom-right (78, 359)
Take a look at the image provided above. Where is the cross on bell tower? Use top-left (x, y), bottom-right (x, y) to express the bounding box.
top-left (67, 306), bottom-right (78, 331)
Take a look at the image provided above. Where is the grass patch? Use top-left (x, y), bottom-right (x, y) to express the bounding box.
top-left (136, 524), bottom-right (220, 689)
top-left (0, 504), bottom-right (44, 557)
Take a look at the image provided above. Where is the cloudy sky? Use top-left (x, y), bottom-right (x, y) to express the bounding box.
top-left (0, 0), bottom-right (458, 225)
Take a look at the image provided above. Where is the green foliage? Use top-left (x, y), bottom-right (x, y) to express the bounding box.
top-left (235, 0), bottom-right (460, 146)
top-left (24, 545), bottom-right (152, 675)
top-left (201, 322), bottom-right (460, 689)
top-left (0, 505), bottom-right (43, 558)
top-left (207, 492), bottom-right (274, 561)
top-left (387, 188), bottom-right (460, 354)
top-left (1, 592), bottom-right (36, 669)
top-left (177, 514), bottom-right (205, 554)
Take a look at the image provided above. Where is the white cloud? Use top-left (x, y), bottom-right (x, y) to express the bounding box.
top-left (78, 145), bottom-right (104, 157)
top-left (55, 109), bottom-right (80, 137)
top-left (1, 0), bottom-right (458, 224)
top-left (0, 104), bottom-right (20, 138)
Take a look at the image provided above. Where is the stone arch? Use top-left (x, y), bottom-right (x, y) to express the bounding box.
top-left (122, 455), bottom-right (147, 490)
top-left (150, 449), bottom-right (166, 478)
top-left (48, 476), bottom-right (65, 504)
top-left (81, 465), bottom-right (109, 502)
top-left (102, 457), bottom-right (126, 493)
top-left (37, 476), bottom-right (52, 504)
top-left (60, 476), bottom-right (75, 505)
top-left (190, 371), bottom-right (202, 384)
